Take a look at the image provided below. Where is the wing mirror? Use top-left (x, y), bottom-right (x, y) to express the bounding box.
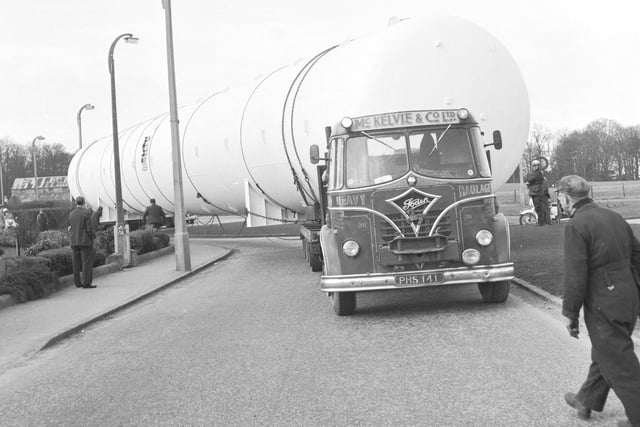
top-left (310, 144), bottom-right (321, 164)
top-left (484, 130), bottom-right (503, 150)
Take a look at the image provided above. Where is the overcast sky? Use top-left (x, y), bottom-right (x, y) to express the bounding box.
top-left (1, 0), bottom-right (638, 153)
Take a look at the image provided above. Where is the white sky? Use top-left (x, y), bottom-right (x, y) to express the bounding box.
top-left (1, 0), bottom-right (639, 153)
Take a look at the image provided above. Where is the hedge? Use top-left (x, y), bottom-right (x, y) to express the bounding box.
top-left (37, 247), bottom-right (107, 277)
top-left (0, 256), bottom-right (59, 303)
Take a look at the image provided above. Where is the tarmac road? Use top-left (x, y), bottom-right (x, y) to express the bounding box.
top-left (0, 237), bottom-right (632, 426)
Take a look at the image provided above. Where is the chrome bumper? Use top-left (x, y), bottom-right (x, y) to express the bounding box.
top-left (320, 263), bottom-right (514, 292)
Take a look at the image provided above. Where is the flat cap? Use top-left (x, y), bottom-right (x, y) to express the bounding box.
top-left (555, 175), bottom-right (590, 198)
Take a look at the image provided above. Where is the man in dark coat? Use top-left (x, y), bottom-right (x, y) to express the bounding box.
top-left (69, 196), bottom-right (96, 288)
top-left (37, 209), bottom-right (48, 232)
top-left (558, 175), bottom-right (640, 427)
top-left (525, 159), bottom-right (545, 225)
top-left (142, 198), bottom-right (166, 231)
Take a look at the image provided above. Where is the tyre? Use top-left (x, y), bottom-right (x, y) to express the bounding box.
top-left (478, 280), bottom-right (511, 303)
top-left (519, 212), bottom-right (537, 226)
top-left (331, 292), bottom-right (356, 315)
top-left (310, 250), bottom-right (323, 272)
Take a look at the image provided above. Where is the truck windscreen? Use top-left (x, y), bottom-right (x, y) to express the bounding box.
top-left (409, 127), bottom-right (489, 179)
top-left (342, 127), bottom-right (490, 189)
top-left (345, 133), bottom-right (407, 188)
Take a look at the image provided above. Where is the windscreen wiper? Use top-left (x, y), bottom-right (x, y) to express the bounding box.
top-left (360, 130), bottom-right (394, 150)
top-left (429, 124), bottom-right (452, 156)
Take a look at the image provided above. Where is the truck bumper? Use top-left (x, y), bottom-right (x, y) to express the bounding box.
top-left (320, 263), bottom-right (514, 292)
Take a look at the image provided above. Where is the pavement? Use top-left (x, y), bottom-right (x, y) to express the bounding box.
top-left (0, 238), bottom-right (233, 373)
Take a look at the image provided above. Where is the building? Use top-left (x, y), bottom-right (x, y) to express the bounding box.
top-left (11, 176), bottom-right (70, 203)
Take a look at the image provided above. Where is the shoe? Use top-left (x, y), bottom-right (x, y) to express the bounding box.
top-left (82, 284), bottom-right (97, 288)
top-left (75, 284), bottom-right (83, 288)
top-left (564, 392), bottom-right (591, 419)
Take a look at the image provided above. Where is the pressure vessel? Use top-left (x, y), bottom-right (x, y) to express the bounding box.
top-left (68, 15), bottom-right (530, 222)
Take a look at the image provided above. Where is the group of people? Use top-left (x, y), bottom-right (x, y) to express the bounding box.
top-left (68, 197), bottom-right (166, 289)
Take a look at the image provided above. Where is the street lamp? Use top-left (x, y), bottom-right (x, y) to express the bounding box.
top-left (109, 32), bottom-right (138, 264)
top-left (77, 103), bottom-right (95, 150)
top-left (32, 135), bottom-right (45, 201)
top-left (162, 0), bottom-right (191, 271)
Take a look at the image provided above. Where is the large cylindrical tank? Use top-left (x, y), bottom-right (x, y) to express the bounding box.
top-left (68, 15), bottom-right (530, 220)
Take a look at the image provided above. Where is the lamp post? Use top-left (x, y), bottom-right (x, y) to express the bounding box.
top-left (31, 135), bottom-right (45, 201)
top-left (109, 33), bottom-right (138, 263)
top-left (77, 103), bottom-right (95, 150)
top-left (162, 0), bottom-right (191, 271)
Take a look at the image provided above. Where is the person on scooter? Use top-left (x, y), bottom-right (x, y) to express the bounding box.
top-left (526, 159), bottom-right (545, 226)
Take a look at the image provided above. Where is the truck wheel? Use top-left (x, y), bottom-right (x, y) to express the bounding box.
top-left (310, 251), bottom-right (323, 272)
top-left (478, 281), bottom-right (511, 303)
top-left (332, 292), bottom-right (356, 315)
top-left (519, 212), bottom-right (537, 225)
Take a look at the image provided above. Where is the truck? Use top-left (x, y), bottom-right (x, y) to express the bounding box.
top-left (67, 16), bottom-right (529, 314)
top-left (301, 108), bottom-right (512, 315)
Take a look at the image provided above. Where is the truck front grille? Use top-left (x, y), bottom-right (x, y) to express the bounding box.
top-left (377, 210), bottom-right (454, 243)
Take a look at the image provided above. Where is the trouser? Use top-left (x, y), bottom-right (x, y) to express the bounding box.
top-left (71, 245), bottom-right (95, 286)
top-left (531, 195), bottom-right (545, 225)
top-left (576, 308), bottom-right (640, 423)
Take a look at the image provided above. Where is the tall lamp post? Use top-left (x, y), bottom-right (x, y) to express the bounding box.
top-left (162, 0), bottom-right (191, 271)
top-left (77, 103), bottom-right (95, 151)
top-left (109, 33), bottom-right (138, 264)
top-left (32, 135), bottom-right (45, 201)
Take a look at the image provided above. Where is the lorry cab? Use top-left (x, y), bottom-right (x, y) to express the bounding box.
top-left (310, 109), bottom-right (513, 315)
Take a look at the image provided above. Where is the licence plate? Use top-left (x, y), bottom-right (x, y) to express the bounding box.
top-left (394, 272), bottom-right (444, 287)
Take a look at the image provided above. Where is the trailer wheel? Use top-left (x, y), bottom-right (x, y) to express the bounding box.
top-left (302, 239), bottom-right (309, 261)
top-left (309, 250), bottom-right (323, 272)
top-left (332, 292), bottom-right (356, 315)
top-left (478, 281), bottom-right (511, 303)
top-left (519, 212), bottom-right (537, 226)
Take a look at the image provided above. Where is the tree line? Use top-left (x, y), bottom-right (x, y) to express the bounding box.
top-left (516, 119), bottom-right (640, 184)
top-left (0, 138), bottom-right (73, 201)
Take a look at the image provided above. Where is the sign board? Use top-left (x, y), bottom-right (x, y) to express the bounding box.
top-left (350, 110), bottom-right (463, 132)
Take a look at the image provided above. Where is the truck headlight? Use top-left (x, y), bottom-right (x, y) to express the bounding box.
top-left (457, 108), bottom-right (469, 120)
top-left (475, 229), bottom-right (493, 246)
top-left (462, 248), bottom-right (480, 265)
top-left (342, 240), bottom-right (360, 257)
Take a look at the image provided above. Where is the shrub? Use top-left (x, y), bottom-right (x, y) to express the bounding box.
top-left (23, 238), bottom-right (62, 256)
top-left (37, 247), bottom-right (107, 277)
top-left (152, 233), bottom-right (170, 250)
top-left (0, 256), bottom-right (59, 303)
top-left (95, 227), bottom-right (115, 256)
top-left (0, 229), bottom-right (16, 247)
top-left (129, 230), bottom-right (154, 254)
top-left (38, 230), bottom-right (70, 247)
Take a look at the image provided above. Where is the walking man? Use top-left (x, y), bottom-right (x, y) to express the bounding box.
top-left (142, 198), bottom-right (166, 231)
top-left (557, 175), bottom-right (640, 427)
top-left (69, 196), bottom-right (96, 288)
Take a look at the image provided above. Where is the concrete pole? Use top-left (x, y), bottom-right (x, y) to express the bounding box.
top-left (162, 0), bottom-right (191, 271)
top-left (31, 136), bottom-right (44, 201)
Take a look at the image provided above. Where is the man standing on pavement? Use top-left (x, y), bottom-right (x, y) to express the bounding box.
top-left (69, 196), bottom-right (96, 289)
top-left (557, 175), bottom-right (640, 427)
top-left (142, 198), bottom-right (166, 231)
top-left (526, 159), bottom-right (545, 225)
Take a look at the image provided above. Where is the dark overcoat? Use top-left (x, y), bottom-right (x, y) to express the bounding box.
top-left (68, 207), bottom-right (95, 246)
top-left (563, 199), bottom-right (640, 421)
top-left (143, 204), bottom-right (166, 226)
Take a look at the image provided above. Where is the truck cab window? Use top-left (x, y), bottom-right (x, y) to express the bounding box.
top-left (409, 128), bottom-right (476, 178)
top-left (328, 138), bottom-right (344, 190)
top-left (345, 133), bottom-right (407, 188)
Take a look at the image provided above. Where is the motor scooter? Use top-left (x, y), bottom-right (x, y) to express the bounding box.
top-left (519, 198), bottom-right (566, 225)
